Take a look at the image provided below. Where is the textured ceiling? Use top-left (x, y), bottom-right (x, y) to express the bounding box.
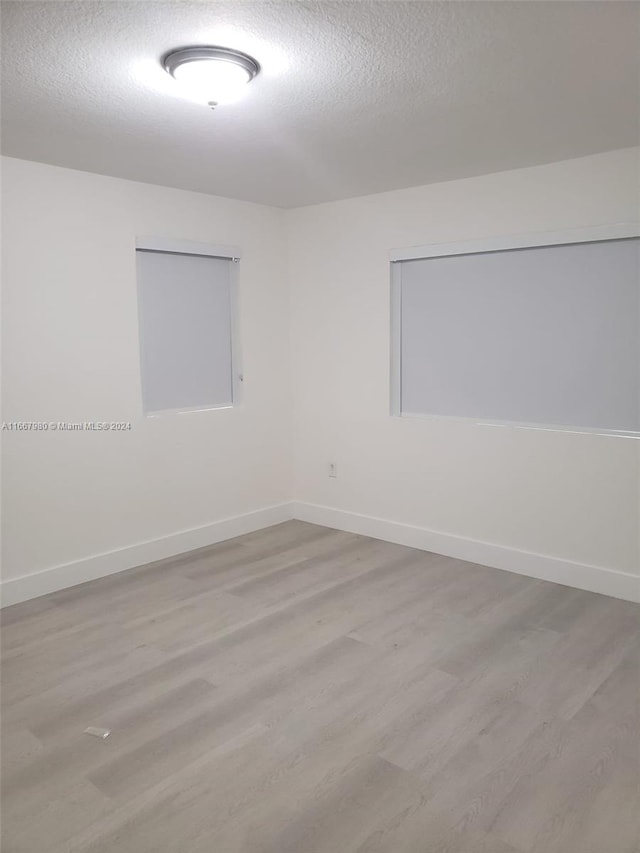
top-left (2, 1), bottom-right (638, 208)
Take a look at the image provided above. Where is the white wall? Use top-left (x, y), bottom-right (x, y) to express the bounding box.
top-left (287, 148), bottom-right (640, 595)
top-left (3, 149), bottom-right (639, 606)
top-left (1, 157), bottom-right (291, 603)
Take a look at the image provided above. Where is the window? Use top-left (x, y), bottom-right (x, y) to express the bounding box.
top-left (390, 226), bottom-right (639, 436)
top-left (135, 238), bottom-right (240, 414)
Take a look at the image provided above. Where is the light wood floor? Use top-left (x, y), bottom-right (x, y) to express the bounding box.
top-left (2, 521), bottom-right (638, 853)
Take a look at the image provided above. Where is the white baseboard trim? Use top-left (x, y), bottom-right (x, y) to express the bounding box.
top-left (4, 500), bottom-right (637, 607)
top-left (291, 501), bottom-right (640, 603)
top-left (0, 503), bottom-right (293, 608)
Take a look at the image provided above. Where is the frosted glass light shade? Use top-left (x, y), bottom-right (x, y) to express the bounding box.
top-left (163, 47), bottom-right (260, 105)
top-left (173, 59), bottom-right (250, 103)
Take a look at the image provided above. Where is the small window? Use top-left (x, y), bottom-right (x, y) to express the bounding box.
top-left (136, 239), bottom-right (240, 414)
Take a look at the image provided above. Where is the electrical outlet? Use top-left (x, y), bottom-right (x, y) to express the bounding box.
top-left (328, 462), bottom-right (337, 478)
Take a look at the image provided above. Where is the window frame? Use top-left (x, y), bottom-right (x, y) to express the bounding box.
top-left (389, 223), bottom-right (640, 438)
top-left (135, 236), bottom-right (243, 417)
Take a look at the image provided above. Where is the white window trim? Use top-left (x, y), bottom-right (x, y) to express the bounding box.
top-left (389, 222), bottom-right (638, 263)
top-left (136, 235), bottom-right (241, 260)
top-left (389, 223), bottom-right (640, 438)
top-left (135, 237), bottom-right (243, 416)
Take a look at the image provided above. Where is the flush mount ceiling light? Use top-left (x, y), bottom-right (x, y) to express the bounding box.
top-left (163, 46), bottom-right (260, 107)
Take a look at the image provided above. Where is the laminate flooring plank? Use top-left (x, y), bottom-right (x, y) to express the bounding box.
top-left (514, 597), bottom-right (638, 720)
top-left (494, 645), bottom-right (640, 853)
top-left (379, 626), bottom-right (560, 780)
top-left (182, 525), bottom-right (357, 585)
top-left (355, 805), bottom-right (521, 853)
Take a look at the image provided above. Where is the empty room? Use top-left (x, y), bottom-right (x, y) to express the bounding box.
top-left (1, 1), bottom-right (639, 851)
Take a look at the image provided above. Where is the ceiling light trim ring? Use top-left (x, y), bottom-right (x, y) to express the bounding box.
top-left (162, 46), bottom-right (260, 82)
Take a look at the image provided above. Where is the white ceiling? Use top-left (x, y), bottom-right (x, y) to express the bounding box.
top-left (2, 1), bottom-right (638, 208)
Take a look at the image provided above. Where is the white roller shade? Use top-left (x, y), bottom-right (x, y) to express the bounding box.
top-left (136, 249), bottom-right (234, 414)
top-left (396, 237), bottom-right (639, 434)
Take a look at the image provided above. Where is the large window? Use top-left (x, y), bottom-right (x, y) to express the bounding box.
top-left (136, 238), bottom-right (240, 414)
top-left (391, 227), bottom-right (639, 436)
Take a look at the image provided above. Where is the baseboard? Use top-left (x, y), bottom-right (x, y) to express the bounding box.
top-left (291, 501), bottom-right (640, 603)
top-left (4, 500), bottom-right (637, 607)
top-left (0, 503), bottom-right (294, 608)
